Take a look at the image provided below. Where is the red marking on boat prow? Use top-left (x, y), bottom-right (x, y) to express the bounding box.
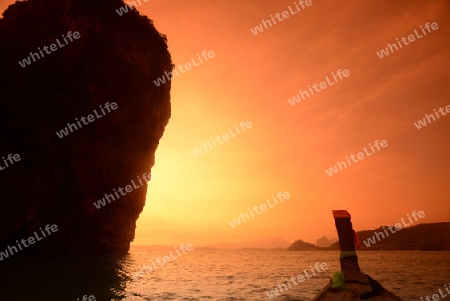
top-left (332, 210), bottom-right (351, 219)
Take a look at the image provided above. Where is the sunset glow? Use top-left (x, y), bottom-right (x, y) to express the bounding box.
top-left (130, 0), bottom-right (450, 246)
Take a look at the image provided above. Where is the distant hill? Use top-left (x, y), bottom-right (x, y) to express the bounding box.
top-left (289, 222), bottom-right (450, 251)
top-left (316, 236), bottom-right (338, 247)
top-left (206, 237), bottom-right (291, 250)
top-left (355, 222), bottom-right (450, 250)
top-left (287, 239), bottom-right (317, 251)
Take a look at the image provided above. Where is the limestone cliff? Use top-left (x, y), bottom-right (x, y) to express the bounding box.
top-left (0, 0), bottom-right (172, 254)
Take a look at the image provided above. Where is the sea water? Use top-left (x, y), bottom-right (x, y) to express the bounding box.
top-left (0, 250), bottom-right (449, 300)
top-left (125, 249), bottom-right (450, 300)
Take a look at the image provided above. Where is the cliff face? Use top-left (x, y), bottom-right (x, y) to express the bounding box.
top-left (0, 0), bottom-right (172, 254)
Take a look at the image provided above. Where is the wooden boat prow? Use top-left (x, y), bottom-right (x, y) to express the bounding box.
top-left (313, 281), bottom-right (402, 301)
top-left (312, 210), bottom-right (403, 301)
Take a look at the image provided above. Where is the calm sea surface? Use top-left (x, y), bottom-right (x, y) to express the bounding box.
top-left (1, 250), bottom-right (449, 300)
top-left (125, 249), bottom-right (450, 301)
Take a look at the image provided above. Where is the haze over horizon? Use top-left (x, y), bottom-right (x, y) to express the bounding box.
top-left (130, 220), bottom-right (448, 247)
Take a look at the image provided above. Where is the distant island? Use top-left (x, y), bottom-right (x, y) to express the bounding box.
top-left (288, 222), bottom-right (450, 251)
top-left (316, 236), bottom-right (338, 247)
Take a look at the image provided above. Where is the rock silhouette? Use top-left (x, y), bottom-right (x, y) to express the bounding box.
top-left (0, 0), bottom-right (172, 255)
top-left (316, 236), bottom-right (338, 247)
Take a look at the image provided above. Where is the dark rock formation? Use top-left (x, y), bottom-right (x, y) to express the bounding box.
top-left (329, 222), bottom-right (450, 251)
top-left (356, 222), bottom-right (450, 251)
top-left (316, 236), bottom-right (338, 247)
top-left (287, 239), bottom-right (317, 251)
top-left (0, 0), bottom-right (172, 255)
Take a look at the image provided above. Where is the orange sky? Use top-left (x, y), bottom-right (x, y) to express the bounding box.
top-left (3, 0), bottom-right (449, 246)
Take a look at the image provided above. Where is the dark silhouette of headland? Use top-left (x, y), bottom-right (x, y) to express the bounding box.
top-left (0, 0), bottom-right (172, 256)
top-left (0, 0), bottom-right (172, 299)
top-left (288, 222), bottom-right (450, 251)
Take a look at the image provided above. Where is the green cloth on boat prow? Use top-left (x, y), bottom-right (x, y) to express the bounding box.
top-left (330, 271), bottom-right (345, 292)
top-left (339, 251), bottom-right (357, 260)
